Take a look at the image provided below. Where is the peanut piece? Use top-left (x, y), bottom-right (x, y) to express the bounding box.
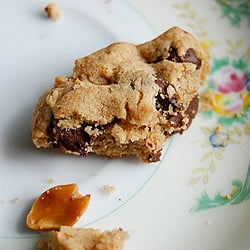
top-left (26, 183), bottom-right (90, 231)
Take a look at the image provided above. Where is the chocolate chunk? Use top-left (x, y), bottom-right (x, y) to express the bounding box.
top-left (155, 77), bottom-right (169, 89)
top-left (184, 48), bottom-right (201, 69)
top-left (155, 78), bottom-right (182, 114)
top-left (169, 114), bottom-right (183, 128)
top-left (152, 47), bottom-right (201, 69)
top-left (152, 55), bottom-right (164, 64)
top-left (184, 95), bottom-right (199, 122)
top-left (147, 150), bottom-right (161, 162)
top-left (47, 118), bottom-right (102, 156)
top-left (156, 92), bottom-right (181, 113)
top-left (172, 96), bottom-right (199, 131)
top-left (163, 95), bottom-right (199, 135)
top-left (167, 47), bottom-right (182, 63)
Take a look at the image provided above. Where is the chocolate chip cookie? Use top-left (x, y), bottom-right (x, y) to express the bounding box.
top-left (31, 26), bottom-right (209, 162)
top-left (37, 226), bottom-right (128, 250)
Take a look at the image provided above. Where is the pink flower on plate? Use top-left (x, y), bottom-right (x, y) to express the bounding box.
top-left (212, 65), bottom-right (246, 94)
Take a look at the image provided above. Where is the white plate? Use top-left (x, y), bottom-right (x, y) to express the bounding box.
top-left (0, 0), bottom-right (161, 239)
top-left (1, 0), bottom-right (250, 249)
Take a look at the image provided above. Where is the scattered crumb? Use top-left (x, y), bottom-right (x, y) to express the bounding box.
top-left (39, 33), bottom-right (52, 39)
top-left (10, 198), bottom-right (19, 204)
top-left (47, 178), bottom-right (54, 184)
top-left (129, 228), bottom-right (138, 235)
top-left (103, 0), bottom-right (112, 13)
top-left (199, 89), bottom-right (213, 112)
top-left (118, 198), bottom-right (122, 201)
top-left (37, 239), bottom-right (48, 250)
top-left (205, 219), bottom-right (212, 225)
top-left (0, 200), bottom-right (5, 205)
top-left (212, 3), bottom-right (219, 10)
top-left (192, 139), bottom-right (200, 144)
top-left (45, 3), bottom-right (61, 20)
top-left (103, 185), bottom-right (116, 194)
top-left (214, 124), bottom-right (223, 133)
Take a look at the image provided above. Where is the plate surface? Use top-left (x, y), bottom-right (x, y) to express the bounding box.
top-left (0, 0), bottom-right (161, 239)
top-left (1, 0), bottom-right (250, 249)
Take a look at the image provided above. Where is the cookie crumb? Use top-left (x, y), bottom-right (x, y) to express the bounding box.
top-left (48, 178), bottom-right (54, 184)
top-left (214, 124), bottom-right (223, 133)
top-left (39, 33), bottom-right (52, 40)
top-left (10, 198), bottom-right (19, 204)
top-left (37, 239), bottom-right (48, 250)
top-left (103, 185), bottom-right (116, 194)
top-left (205, 219), bottom-right (212, 225)
top-left (45, 3), bottom-right (61, 20)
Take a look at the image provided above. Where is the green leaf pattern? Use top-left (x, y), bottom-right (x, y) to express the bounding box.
top-left (214, 0), bottom-right (250, 26)
top-left (191, 165), bottom-right (250, 212)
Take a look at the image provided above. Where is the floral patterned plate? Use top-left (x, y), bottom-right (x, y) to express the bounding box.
top-left (126, 1), bottom-right (250, 249)
top-left (172, 0), bottom-right (250, 212)
top-left (1, 0), bottom-right (250, 249)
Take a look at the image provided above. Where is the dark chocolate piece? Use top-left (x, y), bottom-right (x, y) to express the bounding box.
top-left (183, 48), bottom-right (201, 69)
top-left (153, 47), bottom-right (201, 69)
top-left (47, 118), bottom-right (102, 156)
top-left (147, 150), bottom-right (161, 162)
top-left (155, 78), bottom-right (182, 115)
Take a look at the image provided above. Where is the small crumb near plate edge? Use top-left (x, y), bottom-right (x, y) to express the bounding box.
top-left (102, 185), bottom-right (116, 194)
top-left (47, 178), bottom-right (55, 184)
top-left (10, 198), bottom-right (19, 204)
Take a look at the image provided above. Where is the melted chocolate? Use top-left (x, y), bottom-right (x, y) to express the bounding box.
top-left (155, 78), bottom-right (182, 115)
top-left (183, 48), bottom-right (201, 69)
top-left (47, 118), bottom-right (102, 156)
top-left (153, 47), bottom-right (201, 69)
top-left (155, 77), bottom-right (199, 133)
top-left (147, 150), bottom-right (161, 163)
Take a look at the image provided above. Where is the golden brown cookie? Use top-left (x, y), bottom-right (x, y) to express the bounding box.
top-left (37, 226), bottom-right (128, 250)
top-left (32, 26), bottom-right (209, 162)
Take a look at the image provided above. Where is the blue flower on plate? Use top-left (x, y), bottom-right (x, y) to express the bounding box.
top-left (245, 79), bottom-right (250, 92)
top-left (209, 130), bottom-right (229, 148)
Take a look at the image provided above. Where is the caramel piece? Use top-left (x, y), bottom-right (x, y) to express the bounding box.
top-left (26, 184), bottom-right (90, 231)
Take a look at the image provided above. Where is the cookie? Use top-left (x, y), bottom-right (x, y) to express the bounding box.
top-left (32, 26), bottom-right (209, 162)
top-left (37, 226), bottom-right (128, 250)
